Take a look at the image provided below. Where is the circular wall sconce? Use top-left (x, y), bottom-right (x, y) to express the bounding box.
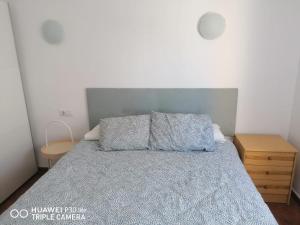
top-left (41, 20), bottom-right (64, 44)
top-left (197, 12), bottom-right (226, 40)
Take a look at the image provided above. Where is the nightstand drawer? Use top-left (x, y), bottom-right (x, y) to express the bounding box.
top-left (254, 179), bottom-right (290, 195)
top-left (261, 194), bottom-right (288, 203)
top-left (257, 187), bottom-right (289, 195)
top-left (244, 152), bottom-right (295, 167)
top-left (246, 165), bottom-right (292, 181)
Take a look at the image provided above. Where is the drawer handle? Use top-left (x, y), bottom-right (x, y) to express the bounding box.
top-left (265, 171), bottom-right (270, 175)
top-left (267, 156), bottom-right (272, 160)
top-left (263, 185), bottom-right (268, 189)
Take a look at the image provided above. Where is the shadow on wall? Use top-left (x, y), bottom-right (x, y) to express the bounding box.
top-left (288, 58), bottom-right (300, 197)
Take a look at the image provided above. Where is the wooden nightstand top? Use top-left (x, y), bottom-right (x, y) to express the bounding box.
top-left (41, 140), bottom-right (78, 160)
top-left (235, 134), bottom-right (297, 153)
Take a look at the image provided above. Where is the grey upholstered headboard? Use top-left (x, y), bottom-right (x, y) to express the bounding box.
top-left (86, 88), bottom-right (238, 136)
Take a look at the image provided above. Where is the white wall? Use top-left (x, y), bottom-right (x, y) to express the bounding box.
top-left (6, 0), bottom-right (300, 167)
top-left (289, 62), bottom-right (300, 197)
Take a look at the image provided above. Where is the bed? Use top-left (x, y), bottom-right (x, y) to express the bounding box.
top-left (0, 88), bottom-right (278, 225)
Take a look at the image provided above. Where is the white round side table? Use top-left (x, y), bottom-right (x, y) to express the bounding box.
top-left (41, 120), bottom-right (77, 168)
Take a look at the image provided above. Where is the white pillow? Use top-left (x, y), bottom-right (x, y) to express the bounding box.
top-left (84, 123), bottom-right (226, 142)
top-left (213, 123), bottom-right (226, 143)
top-left (84, 125), bottom-right (100, 140)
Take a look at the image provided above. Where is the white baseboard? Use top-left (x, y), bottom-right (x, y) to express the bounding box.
top-left (292, 188), bottom-right (300, 200)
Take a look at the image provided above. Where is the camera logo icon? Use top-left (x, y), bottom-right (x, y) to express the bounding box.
top-left (10, 209), bottom-right (28, 219)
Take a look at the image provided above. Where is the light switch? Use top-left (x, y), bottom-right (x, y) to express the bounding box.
top-left (59, 109), bottom-right (72, 117)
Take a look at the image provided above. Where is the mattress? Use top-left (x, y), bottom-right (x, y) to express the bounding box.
top-left (0, 141), bottom-right (278, 225)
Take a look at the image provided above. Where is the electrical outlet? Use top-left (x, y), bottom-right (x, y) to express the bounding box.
top-left (59, 109), bottom-right (72, 117)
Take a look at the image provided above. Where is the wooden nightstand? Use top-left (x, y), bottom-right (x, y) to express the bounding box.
top-left (234, 134), bottom-right (297, 204)
top-left (41, 140), bottom-right (78, 168)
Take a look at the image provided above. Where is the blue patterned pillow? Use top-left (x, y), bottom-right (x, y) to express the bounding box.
top-left (150, 112), bottom-right (215, 151)
top-left (98, 115), bottom-right (150, 151)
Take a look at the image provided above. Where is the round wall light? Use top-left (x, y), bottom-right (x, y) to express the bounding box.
top-left (41, 20), bottom-right (64, 44)
top-left (197, 12), bottom-right (226, 40)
